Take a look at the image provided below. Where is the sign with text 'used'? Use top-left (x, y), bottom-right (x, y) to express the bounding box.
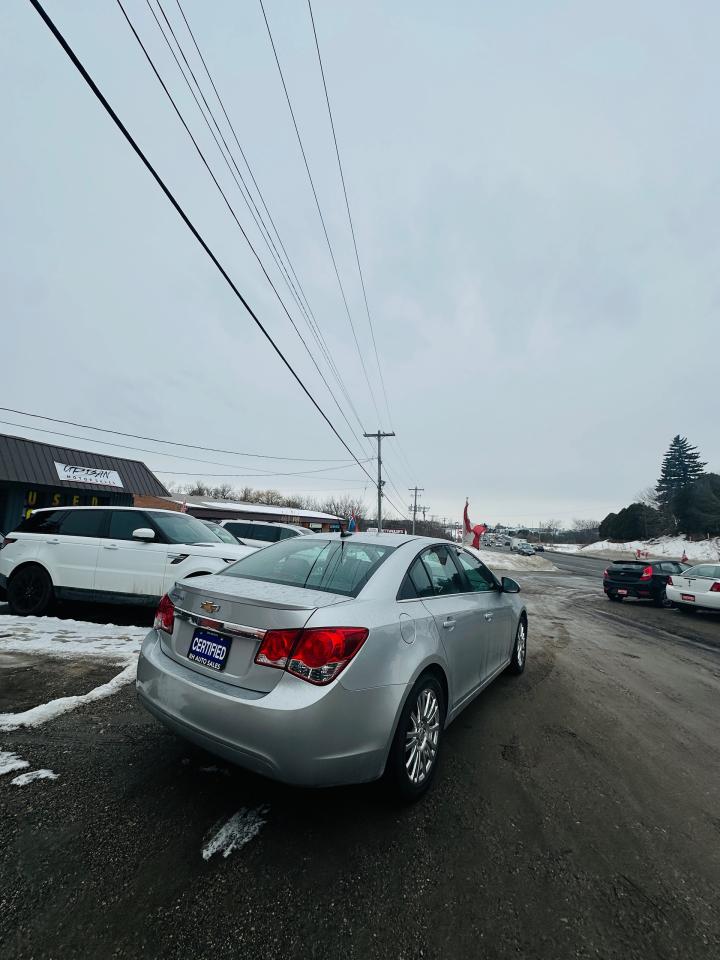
top-left (54, 461), bottom-right (124, 488)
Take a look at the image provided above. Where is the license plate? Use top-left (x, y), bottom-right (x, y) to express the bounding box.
top-left (187, 628), bottom-right (232, 672)
top-left (618, 589), bottom-right (628, 595)
top-left (681, 594), bottom-right (695, 602)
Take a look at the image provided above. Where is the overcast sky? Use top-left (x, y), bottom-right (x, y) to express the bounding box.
top-left (2, 0), bottom-right (718, 527)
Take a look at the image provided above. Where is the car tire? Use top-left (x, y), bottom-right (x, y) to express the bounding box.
top-left (7, 564), bottom-right (54, 617)
top-left (507, 616), bottom-right (527, 675)
top-left (653, 588), bottom-right (669, 608)
top-left (607, 592), bottom-right (621, 602)
top-left (385, 674), bottom-right (445, 802)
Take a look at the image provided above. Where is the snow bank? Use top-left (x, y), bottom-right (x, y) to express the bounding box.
top-left (556, 536), bottom-right (720, 561)
top-left (0, 615), bottom-right (146, 662)
top-left (466, 546), bottom-right (557, 572)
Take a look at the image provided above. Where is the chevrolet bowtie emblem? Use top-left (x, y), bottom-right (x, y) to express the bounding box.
top-left (200, 601), bottom-right (220, 614)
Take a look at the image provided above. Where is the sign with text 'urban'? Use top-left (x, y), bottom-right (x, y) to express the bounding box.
top-left (54, 461), bottom-right (124, 488)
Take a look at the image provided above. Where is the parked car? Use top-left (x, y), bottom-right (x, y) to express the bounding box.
top-left (603, 559), bottom-right (687, 606)
top-left (218, 519), bottom-right (312, 549)
top-left (0, 507), bottom-right (256, 616)
top-left (200, 519), bottom-right (246, 545)
top-left (666, 563), bottom-right (720, 613)
top-left (518, 544), bottom-right (535, 556)
top-left (137, 534), bottom-right (528, 799)
top-left (534, 544), bottom-right (545, 552)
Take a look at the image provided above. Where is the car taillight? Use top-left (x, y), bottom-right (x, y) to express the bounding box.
top-left (254, 629), bottom-right (301, 670)
top-left (667, 576), bottom-right (673, 586)
top-left (153, 594), bottom-right (175, 634)
top-left (710, 583), bottom-right (720, 593)
top-left (603, 568), bottom-right (608, 578)
top-left (254, 627), bottom-right (368, 685)
top-left (640, 565), bottom-right (653, 581)
top-left (0, 537), bottom-right (17, 550)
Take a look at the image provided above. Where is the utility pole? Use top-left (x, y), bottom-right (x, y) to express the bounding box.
top-left (408, 486), bottom-right (424, 535)
top-left (364, 430), bottom-right (395, 533)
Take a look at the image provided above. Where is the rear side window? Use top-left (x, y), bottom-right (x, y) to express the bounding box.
top-left (223, 538), bottom-right (394, 597)
top-left (16, 510), bottom-right (66, 535)
top-left (253, 525), bottom-right (281, 543)
top-left (57, 510), bottom-right (107, 538)
top-left (398, 556), bottom-right (435, 600)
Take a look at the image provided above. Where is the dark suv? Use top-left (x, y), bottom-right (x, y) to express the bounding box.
top-left (603, 560), bottom-right (687, 606)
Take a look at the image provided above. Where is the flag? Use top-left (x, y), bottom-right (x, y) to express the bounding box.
top-left (348, 511), bottom-right (357, 532)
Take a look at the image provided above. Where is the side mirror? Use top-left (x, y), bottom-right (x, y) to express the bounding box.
top-left (132, 527), bottom-right (155, 541)
top-left (501, 576), bottom-right (520, 594)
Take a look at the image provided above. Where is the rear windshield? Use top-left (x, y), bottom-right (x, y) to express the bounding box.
top-left (221, 538), bottom-right (395, 597)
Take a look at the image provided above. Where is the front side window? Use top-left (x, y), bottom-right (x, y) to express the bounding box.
top-left (419, 545), bottom-right (463, 596)
top-left (453, 549), bottom-right (497, 592)
top-left (224, 522), bottom-right (251, 540)
top-left (108, 511), bottom-right (152, 541)
top-left (148, 512), bottom-right (222, 545)
top-left (252, 525), bottom-right (281, 543)
top-left (57, 509), bottom-right (106, 538)
top-left (222, 538), bottom-right (394, 597)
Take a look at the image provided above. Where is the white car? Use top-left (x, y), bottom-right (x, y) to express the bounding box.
top-left (0, 506), bottom-right (256, 616)
top-left (667, 563), bottom-right (720, 613)
top-left (218, 518), bottom-right (312, 549)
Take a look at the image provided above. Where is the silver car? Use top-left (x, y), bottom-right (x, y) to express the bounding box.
top-left (137, 534), bottom-right (528, 799)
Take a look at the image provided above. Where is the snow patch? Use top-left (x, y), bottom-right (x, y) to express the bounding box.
top-left (0, 615), bottom-right (145, 662)
top-left (202, 806), bottom-right (269, 861)
top-left (0, 661), bottom-right (137, 732)
top-left (552, 536), bottom-right (720, 561)
top-left (0, 751), bottom-right (30, 776)
top-left (11, 769), bottom-right (59, 786)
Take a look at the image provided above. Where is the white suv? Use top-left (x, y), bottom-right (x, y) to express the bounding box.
top-left (0, 506), bottom-right (256, 616)
top-left (218, 519), bottom-right (312, 549)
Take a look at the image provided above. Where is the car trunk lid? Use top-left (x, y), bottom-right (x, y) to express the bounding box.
top-left (161, 574), bottom-right (350, 692)
top-left (606, 562), bottom-right (650, 584)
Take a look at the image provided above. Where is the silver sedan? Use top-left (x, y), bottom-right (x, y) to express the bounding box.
top-left (137, 533), bottom-right (528, 799)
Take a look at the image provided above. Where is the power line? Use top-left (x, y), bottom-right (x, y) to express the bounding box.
top-left (149, 0), bottom-right (367, 446)
top-left (0, 419), bottom-right (372, 478)
top-left (116, 0), bottom-right (369, 458)
top-left (306, 0), bottom-right (393, 431)
top-left (258, 0), bottom-right (382, 428)
top-left (170, 0), bottom-right (368, 445)
top-left (25, 0), bottom-right (376, 488)
top-left (0, 407), bottom-right (354, 462)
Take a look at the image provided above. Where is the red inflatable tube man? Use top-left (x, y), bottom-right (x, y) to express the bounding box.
top-left (464, 498), bottom-right (487, 549)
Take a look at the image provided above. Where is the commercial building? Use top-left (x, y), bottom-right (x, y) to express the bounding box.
top-left (0, 433), bottom-right (169, 534)
top-left (134, 494), bottom-right (341, 531)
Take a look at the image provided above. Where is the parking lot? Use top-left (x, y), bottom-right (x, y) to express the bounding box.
top-left (1, 557), bottom-right (719, 960)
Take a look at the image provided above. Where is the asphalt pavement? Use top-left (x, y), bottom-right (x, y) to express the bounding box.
top-left (1, 564), bottom-right (719, 960)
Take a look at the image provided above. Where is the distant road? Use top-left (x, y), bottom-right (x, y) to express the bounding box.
top-left (546, 551), bottom-right (608, 578)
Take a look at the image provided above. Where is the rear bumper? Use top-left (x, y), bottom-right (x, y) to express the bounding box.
top-left (136, 630), bottom-right (407, 787)
top-left (666, 587), bottom-right (720, 611)
top-left (603, 580), bottom-right (657, 599)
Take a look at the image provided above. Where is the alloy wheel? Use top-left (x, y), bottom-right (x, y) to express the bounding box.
top-left (405, 688), bottom-right (440, 785)
top-left (516, 621), bottom-right (527, 667)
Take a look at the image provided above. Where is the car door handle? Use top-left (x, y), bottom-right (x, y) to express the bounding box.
top-left (442, 618), bottom-right (456, 630)
top-left (484, 613), bottom-right (494, 622)
top-left (47, 538), bottom-right (60, 544)
top-left (103, 543), bottom-right (119, 550)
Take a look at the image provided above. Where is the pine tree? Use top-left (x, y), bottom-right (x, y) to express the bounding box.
top-left (656, 435), bottom-right (707, 507)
